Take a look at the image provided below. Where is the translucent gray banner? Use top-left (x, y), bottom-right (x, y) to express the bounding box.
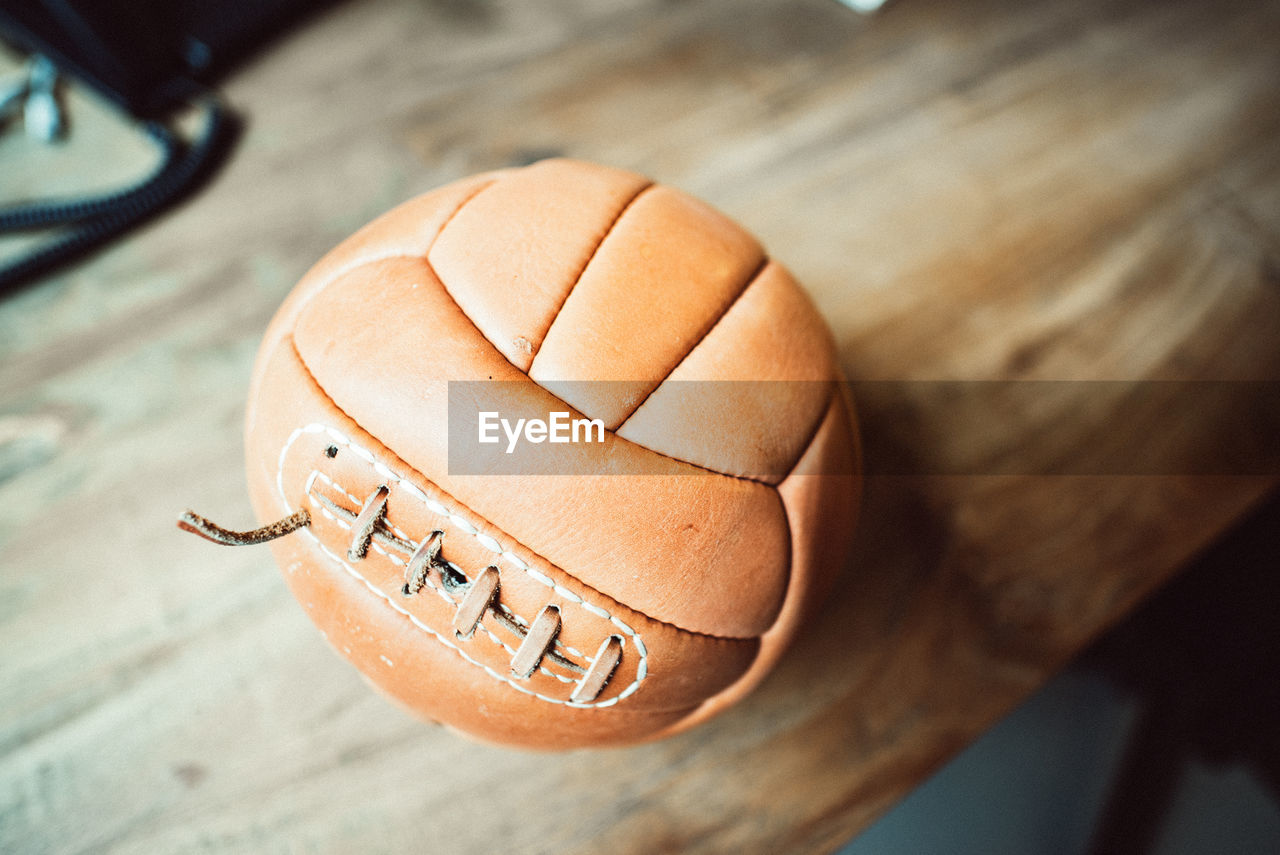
top-left (446, 380), bottom-right (1280, 476)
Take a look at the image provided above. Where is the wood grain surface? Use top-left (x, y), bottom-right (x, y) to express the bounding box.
top-left (2, 0), bottom-right (1279, 851)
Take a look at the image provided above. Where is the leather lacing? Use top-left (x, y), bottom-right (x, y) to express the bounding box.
top-left (179, 485), bottom-right (623, 704)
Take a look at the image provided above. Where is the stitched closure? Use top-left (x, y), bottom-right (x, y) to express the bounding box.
top-left (276, 422), bottom-right (649, 708)
top-left (306, 476), bottom-right (586, 676)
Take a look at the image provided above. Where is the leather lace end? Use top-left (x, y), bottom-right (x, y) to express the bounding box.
top-left (178, 508), bottom-right (311, 546)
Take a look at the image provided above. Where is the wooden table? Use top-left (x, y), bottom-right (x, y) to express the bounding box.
top-left (2, 0), bottom-right (1278, 851)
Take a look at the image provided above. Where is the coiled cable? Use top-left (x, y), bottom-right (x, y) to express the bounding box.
top-left (0, 89), bottom-right (238, 293)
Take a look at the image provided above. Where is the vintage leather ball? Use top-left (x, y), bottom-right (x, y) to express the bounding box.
top-left (244, 159), bottom-right (861, 748)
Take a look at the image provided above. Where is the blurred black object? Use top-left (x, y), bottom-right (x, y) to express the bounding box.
top-left (0, 0), bottom-right (325, 118)
top-left (0, 0), bottom-right (330, 292)
top-left (1084, 489), bottom-right (1280, 854)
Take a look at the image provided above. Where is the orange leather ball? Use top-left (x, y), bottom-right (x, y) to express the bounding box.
top-left (244, 159), bottom-right (861, 748)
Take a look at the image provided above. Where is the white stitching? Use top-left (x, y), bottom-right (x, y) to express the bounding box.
top-left (276, 422), bottom-right (646, 707)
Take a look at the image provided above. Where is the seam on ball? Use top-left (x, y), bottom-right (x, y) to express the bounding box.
top-left (426, 179), bottom-right (499, 256)
top-left (781, 386), bottom-right (841, 482)
top-left (277, 422), bottom-right (649, 708)
top-left (612, 254), bottom-right (770, 432)
top-left (283, 177), bottom-right (502, 346)
top-left (527, 181), bottom-right (655, 374)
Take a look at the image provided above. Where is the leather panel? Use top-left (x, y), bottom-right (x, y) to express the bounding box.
top-left (653, 388), bottom-right (863, 736)
top-left (528, 185), bottom-right (765, 429)
top-left (427, 159), bottom-right (651, 371)
top-left (617, 261), bottom-right (838, 483)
